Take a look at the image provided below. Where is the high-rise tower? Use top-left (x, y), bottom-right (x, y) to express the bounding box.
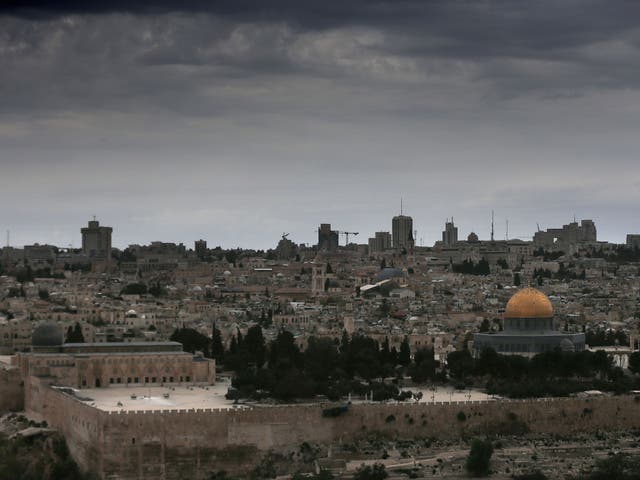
top-left (442, 218), bottom-right (458, 246)
top-left (81, 218), bottom-right (112, 263)
top-left (392, 200), bottom-right (413, 250)
top-left (317, 224), bottom-right (339, 251)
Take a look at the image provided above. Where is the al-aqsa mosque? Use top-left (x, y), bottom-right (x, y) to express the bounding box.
top-left (473, 287), bottom-right (585, 357)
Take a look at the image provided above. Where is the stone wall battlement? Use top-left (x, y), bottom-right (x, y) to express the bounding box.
top-left (24, 382), bottom-right (640, 480)
top-left (99, 394), bottom-right (619, 417)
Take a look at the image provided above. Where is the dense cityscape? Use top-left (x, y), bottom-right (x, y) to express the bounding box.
top-left (2, 214), bottom-right (640, 478)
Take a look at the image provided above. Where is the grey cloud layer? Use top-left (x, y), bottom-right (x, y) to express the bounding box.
top-left (3, 1), bottom-right (640, 118)
top-left (1, 1), bottom-right (639, 248)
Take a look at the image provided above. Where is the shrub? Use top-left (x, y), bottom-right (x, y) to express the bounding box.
top-left (354, 463), bottom-right (388, 480)
top-left (512, 472), bottom-right (548, 480)
top-left (465, 438), bottom-right (494, 477)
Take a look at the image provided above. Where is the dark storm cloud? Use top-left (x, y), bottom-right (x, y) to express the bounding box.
top-left (2, 0), bottom-right (640, 116)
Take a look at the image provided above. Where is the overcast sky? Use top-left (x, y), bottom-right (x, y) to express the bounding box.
top-left (1, 1), bottom-right (640, 250)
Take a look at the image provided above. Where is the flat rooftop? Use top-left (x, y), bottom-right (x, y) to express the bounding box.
top-left (69, 381), bottom-right (494, 413)
top-left (73, 379), bottom-right (239, 412)
top-left (413, 385), bottom-right (494, 403)
top-left (0, 355), bottom-right (13, 368)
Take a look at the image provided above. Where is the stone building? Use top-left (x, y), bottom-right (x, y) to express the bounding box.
top-left (81, 219), bottom-right (113, 263)
top-left (627, 234), bottom-right (640, 250)
top-left (317, 224), bottom-right (339, 251)
top-left (0, 318), bottom-right (32, 354)
top-left (16, 323), bottom-right (215, 389)
top-left (533, 219), bottom-right (597, 250)
top-left (392, 214), bottom-right (413, 250)
top-left (442, 219), bottom-right (458, 247)
top-left (473, 287), bottom-right (585, 357)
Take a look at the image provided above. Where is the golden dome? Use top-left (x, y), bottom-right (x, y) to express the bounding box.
top-left (505, 287), bottom-right (553, 318)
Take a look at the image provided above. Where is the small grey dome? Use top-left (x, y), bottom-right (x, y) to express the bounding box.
top-left (32, 322), bottom-right (64, 347)
top-left (374, 268), bottom-right (406, 283)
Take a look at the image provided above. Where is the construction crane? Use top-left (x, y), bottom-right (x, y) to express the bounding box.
top-left (338, 231), bottom-right (359, 245)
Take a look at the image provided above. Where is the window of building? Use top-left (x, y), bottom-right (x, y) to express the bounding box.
top-left (127, 377), bottom-right (131, 384)
top-left (151, 377), bottom-right (156, 383)
top-left (117, 378), bottom-right (121, 384)
top-left (109, 378), bottom-right (114, 384)
top-left (134, 377), bottom-right (139, 383)
top-left (185, 376), bottom-right (190, 382)
top-left (144, 377), bottom-right (149, 383)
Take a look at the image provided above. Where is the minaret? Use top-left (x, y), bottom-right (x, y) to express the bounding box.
top-left (491, 210), bottom-right (495, 242)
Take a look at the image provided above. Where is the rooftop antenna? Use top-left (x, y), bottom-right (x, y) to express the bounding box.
top-left (506, 219), bottom-right (509, 241)
top-left (491, 211), bottom-right (495, 242)
top-left (6, 230), bottom-right (9, 248)
top-left (92, 215), bottom-right (97, 222)
top-left (400, 197), bottom-right (403, 215)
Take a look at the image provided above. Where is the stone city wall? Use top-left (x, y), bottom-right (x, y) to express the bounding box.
top-left (24, 376), bottom-right (103, 473)
top-left (0, 366), bottom-right (23, 413)
top-left (27, 385), bottom-right (640, 480)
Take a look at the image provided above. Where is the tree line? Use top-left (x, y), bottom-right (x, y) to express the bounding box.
top-left (170, 324), bottom-right (439, 402)
top-left (225, 327), bottom-right (438, 402)
top-left (448, 347), bottom-right (636, 398)
top-left (171, 324), bottom-right (640, 401)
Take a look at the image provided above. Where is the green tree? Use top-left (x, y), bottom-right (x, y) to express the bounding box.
top-left (344, 335), bottom-right (384, 379)
top-left (224, 250), bottom-right (238, 266)
top-left (353, 463), bottom-right (388, 480)
top-left (244, 324), bottom-right (266, 367)
top-left (398, 336), bottom-right (411, 366)
top-left (447, 350), bottom-right (474, 379)
top-left (65, 322), bottom-right (85, 343)
top-left (629, 352), bottom-right (640, 374)
top-left (211, 324), bottom-right (225, 361)
top-left (466, 438), bottom-right (493, 477)
top-left (512, 472), bottom-right (548, 480)
top-left (377, 298), bottom-right (390, 318)
top-left (479, 318), bottom-right (491, 332)
top-left (120, 283), bottom-right (147, 295)
top-left (269, 329), bottom-right (301, 367)
top-left (409, 348), bottom-right (437, 383)
top-left (304, 336), bottom-right (340, 382)
top-left (584, 453), bottom-right (640, 480)
top-left (170, 328), bottom-right (211, 357)
top-left (148, 281), bottom-right (165, 297)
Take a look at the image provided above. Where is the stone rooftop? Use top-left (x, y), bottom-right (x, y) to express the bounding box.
top-left (74, 380), bottom-right (237, 412)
